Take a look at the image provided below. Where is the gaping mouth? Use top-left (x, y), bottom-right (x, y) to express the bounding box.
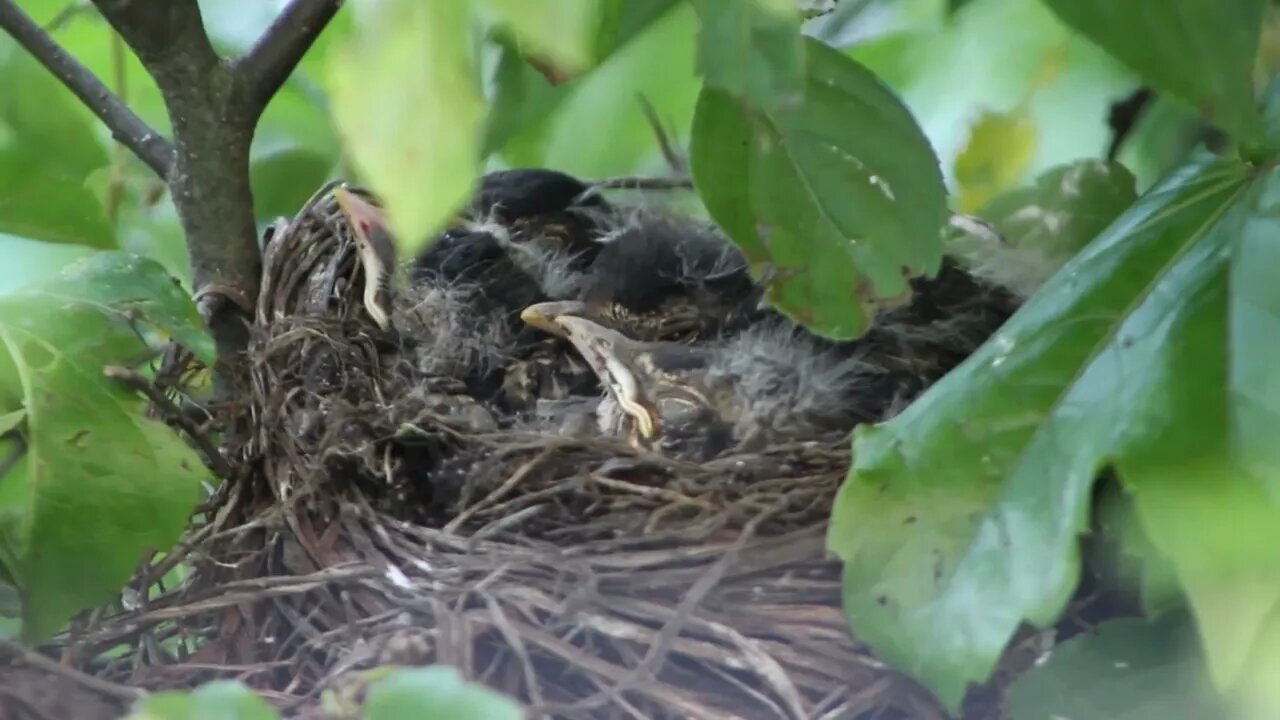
top-left (519, 301), bottom-right (591, 338)
top-left (333, 187), bottom-right (395, 329)
top-left (524, 310), bottom-right (658, 440)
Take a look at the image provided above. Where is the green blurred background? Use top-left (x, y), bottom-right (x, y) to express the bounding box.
top-left (0, 0), bottom-right (1231, 293)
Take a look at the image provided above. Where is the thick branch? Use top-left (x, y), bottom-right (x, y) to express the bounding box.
top-left (234, 0), bottom-right (343, 118)
top-left (88, 0), bottom-right (220, 75)
top-left (0, 0), bottom-right (173, 177)
top-left (15, 0), bottom-right (342, 411)
top-left (91, 0), bottom-right (259, 400)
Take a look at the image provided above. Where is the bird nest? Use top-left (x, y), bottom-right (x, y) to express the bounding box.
top-left (13, 181), bottom-right (1048, 720)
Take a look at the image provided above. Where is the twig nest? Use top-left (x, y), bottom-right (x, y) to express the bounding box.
top-left (72, 182), bottom-right (953, 720)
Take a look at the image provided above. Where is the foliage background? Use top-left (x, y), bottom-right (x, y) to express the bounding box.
top-left (3, 0), bottom-right (1279, 718)
top-left (0, 0), bottom-right (1206, 292)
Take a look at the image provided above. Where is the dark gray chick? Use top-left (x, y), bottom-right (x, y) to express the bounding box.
top-left (524, 308), bottom-right (868, 459)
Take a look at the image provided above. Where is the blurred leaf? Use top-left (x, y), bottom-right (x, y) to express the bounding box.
top-left (981, 159), bottom-right (1136, 257)
top-left (0, 234), bottom-right (97, 295)
top-left (1116, 94), bottom-right (1209, 192)
top-left (0, 252), bottom-right (211, 641)
top-left (691, 38), bottom-right (945, 340)
top-left (594, 0), bottom-right (682, 60)
top-left (1008, 614), bottom-right (1230, 720)
top-left (946, 0), bottom-right (976, 15)
top-left (364, 666), bottom-right (524, 720)
top-left (0, 409), bottom-right (24, 436)
top-left (850, 0), bottom-right (1137, 192)
top-left (949, 159), bottom-right (1139, 296)
top-left (127, 680), bottom-right (279, 720)
top-left (250, 145), bottom-right (334, 220)
top-left (828, 153), bottom-right (1262, 709)
top-left (476, 0), bottom-right (601, 73)
top-left (510, 1), bottom-right (700, 176)
top-left (1040, 0), bottom-right (1265, 146)
top-left (118, 199), bottom-right (192, 289)
top-left (326, 0), bottom-right (484, 255)
top-left (692, 0), bottom-right (806, 110)
top-left (482, 38), bottom-right (573, 157)
top-left (953, 107), bottom-right (1038, 212)
top-left (0, 43), bottom-right (114, 248)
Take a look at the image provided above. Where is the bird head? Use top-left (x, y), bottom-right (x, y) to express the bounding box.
top-left (520, 302), bottom-right (734, 458)
top-left (333, 187), bottom-right (399, 329)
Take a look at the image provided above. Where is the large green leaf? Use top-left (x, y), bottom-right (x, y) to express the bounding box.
top-left (0, 41), bottom-right (115, 248)
top-left (827, 151), bottom-right (1278, 710)
top-left (364, 666), bottom-right (524, 720)
top-left (127, 680), bottom-right (279, 720)
top-left (326, 0), bottom-right (484, 255)
top-left (690, 37), bottom-right (945, 340)
top-left (1040, 0), bottom-right (1265, 146)
top-left (0, 252), bottom-right (212, 641)
top-left (692, 0), bottom-right (805, 110)
top-left (1007, 614), bottom-right (1231, 720)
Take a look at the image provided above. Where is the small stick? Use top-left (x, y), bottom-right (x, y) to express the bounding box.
top-left (103, 366), bottom-right (233, 479)
top-left (0, 640), bottom-right (144, 702)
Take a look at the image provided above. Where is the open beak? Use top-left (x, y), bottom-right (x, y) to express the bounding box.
top-left (540, 313), bottom-right (659, 440)
top-left (519, 300), bottom-right (591, 338)
top-left (334, 187), bottom-right (396, 329)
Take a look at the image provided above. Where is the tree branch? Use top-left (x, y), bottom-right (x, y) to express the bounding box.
top-left (234, 0), bottom-right (343, 119)
top-left (88, 0), bottom-right (219, 75)
top-left (90, 0), bottom-right (259, 404)
top-left (10, 0), bottom-right (345, 416)
top-left (0, 0), bottom-right (173, 178)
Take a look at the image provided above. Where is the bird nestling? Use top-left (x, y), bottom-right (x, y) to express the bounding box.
top-left (333, 187), bottom-right (398, 330)
top-left (524, 304), bottom-right (871, 459)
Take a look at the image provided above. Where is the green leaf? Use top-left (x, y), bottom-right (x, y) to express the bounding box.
top-left (690, 37), bottom-right (946, 340)
top-left (1008, 614), bottom-right (1231, 720)
top-left (475, 0), bottom-right (602, 72)
top-left (1040, 0), bottom-right (1265, 145)
top-left (828, 152), bottom-right (1263, 710)
top-left (127, 680), bottom-right (279, 720)
top-left (691, 0), bottom-right (805, 110)
top-left (481, 38), bottom-right (574, 157)
top-left (250, 145), bottom-right (335, 220)
top-left (0, 42), bottom-right (115, 248)
top-left (365, 666), bottom-right (524, 720)
top-left (326, 0), bottom-right (484, 256)
top-left (0, 252), bottom-right (212, 641)
top-left (0, 409), bottom-right (24, 436)
top-left (506, 1), bottom-right (700, 177)
top-left (593, 0), bottom-right (682, 61)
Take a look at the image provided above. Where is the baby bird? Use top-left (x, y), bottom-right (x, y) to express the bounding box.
top-left (525, 305), bottom-right (870, 459)
top-left (523, 254), bottom-right (1022, 459)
